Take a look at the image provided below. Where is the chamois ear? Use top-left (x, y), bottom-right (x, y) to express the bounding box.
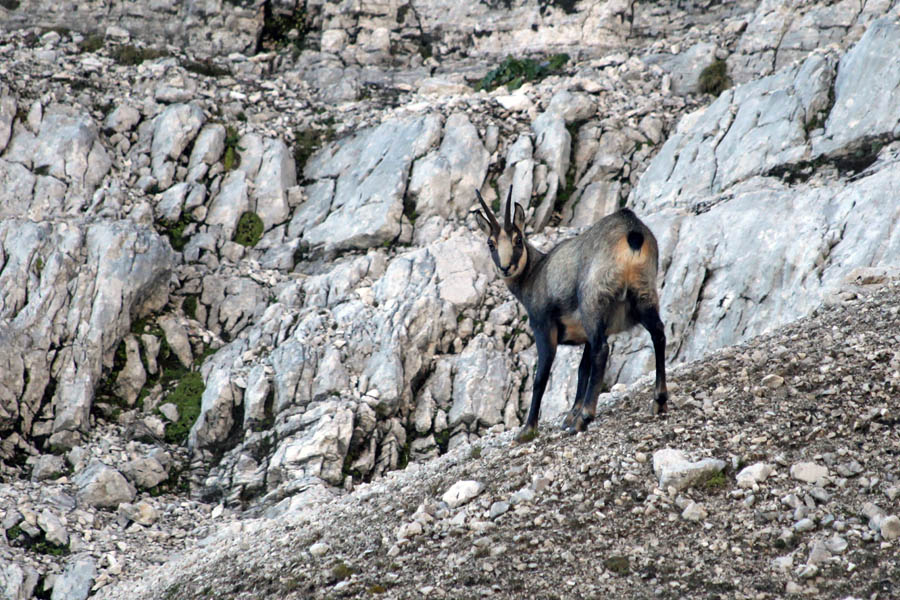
top-left (513, 202), bottom-right (525, 232)
top-left (473, 211), bottom-right (493, 237)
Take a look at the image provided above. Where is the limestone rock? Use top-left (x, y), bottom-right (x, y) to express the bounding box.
top-left (50, 555), bottom-right (96, 600)
top-left (73, 462), bottom-right (136, 509)
top-left (653, 449), bottom-right (726, 492)
top-left (442, 480), bottom-right (484, 509)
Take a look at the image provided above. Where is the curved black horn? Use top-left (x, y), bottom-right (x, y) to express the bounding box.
top-left (475, 189), bottom-right (499, 229)
top-left (503, 185), bottom-right (513, 231)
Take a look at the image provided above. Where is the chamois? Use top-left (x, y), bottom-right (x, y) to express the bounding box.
top-left (473, 187), bottom-right (668, 441)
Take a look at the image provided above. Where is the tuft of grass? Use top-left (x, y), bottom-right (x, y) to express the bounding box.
top-left (699, 469), bottom-right (727, 491)
top-left (477, 53), bottom-right (569, 92)
top-left (78, 33), bottom-right (104, 53)
top-left (604, 555), bottom-right (630, 575)
top-left (469, 445), bottom-right (482, 459)
top-left (367, 583), bottom-right (387, 594)
top-left (160, 215), bottom-right (193, 252)
top-left (233, 212), bottom-right (264, 247)
top-left (331, 561), bottom-right (355, 583)
top-left (698, 59), bottom-right (732, 97)
top-left (223, 126), bottom-right (242, 171)
top-left (163, 372), bottom-right (204, 444)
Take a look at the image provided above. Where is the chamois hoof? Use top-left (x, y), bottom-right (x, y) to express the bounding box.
top-left (574, 413), bottom-right (594, 433)
top-left (652, 393), bottom-right (669, 416)
top-left (515, 426), bottom-right (538, 444)
top-left (561, 410), bottom-right (579, 434)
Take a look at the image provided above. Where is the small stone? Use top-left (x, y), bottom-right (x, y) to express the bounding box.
top-left (880, 515), bottom-right (900, 540)
top-left (761, 374), bottom-right (784, 389)
top-left (309, 542), bottom-right (329, 558)
top-left (807, 539), bottom-right (831, 565)
top-left (489, 501), bottom-right (510, 519)
top-left (825, 534), bottom-right (848, 554)
top-left (790, 462), bottom-right (829, 485)
top-left (681, 501), bottom-right (707, 522)
top-left (652, 448), bottom-right (726, 492)
top-left (31, 454), bottom-right (67, 482)
top-left (73, 462), bottom-right (136, 509)
top-left (772, 554), bottom-right (793, 571)
top-left (785, 581), bottom-right (804, 594)
top-left (797, 564), bottom-right (818, 579)
top-left (442, 480), bottom-right (484, 509)
top-left (158, 403), bottom-right (180, 422)
top-left (736, 463), bottom-right (773, 488)
top-left (510, 487), bottom-right (535, 505)
top-left (37, 509), bottom-right (69, 547)
top-left (397, 521), bottom-right (423, 540)
top-left (794, 518), bottom-right (816, 532)
top-left (118, 501), bottom-right (159, 526)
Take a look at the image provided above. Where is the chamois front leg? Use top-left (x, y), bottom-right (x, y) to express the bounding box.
top-left (516, 325), bottom-right (557, 443)
top-left (562, 342), bottom-right (592, 434)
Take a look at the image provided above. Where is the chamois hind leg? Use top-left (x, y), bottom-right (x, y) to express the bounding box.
top-left (637, 304), bottom-right (668, 415)
top-left (574, 323), bottom-right (609, 433)
top-left (562, 342), bottom-right (592, 434)
top-left (516, 325), bottom-right (557, 442)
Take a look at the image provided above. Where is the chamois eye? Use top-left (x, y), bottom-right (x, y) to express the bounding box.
top-left (487, 240), bottom-right (495, 251)
top-left (515, 236), bottom-right (523, 248)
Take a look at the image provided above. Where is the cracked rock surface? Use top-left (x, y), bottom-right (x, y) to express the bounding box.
top-left (1, 0), bottom-right (899, 597)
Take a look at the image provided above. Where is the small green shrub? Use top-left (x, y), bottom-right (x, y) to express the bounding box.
top-left (223, 126), bottom-right (242, 171)
top-left (698, 60), bottom-right (732, 97)
top-left (78, 33), bottom-right (104, 53)
top-left (161, 215), bottom-right (193, 252)
top-left (699, 469), bottom-right (727, 491)
top-left (111, 44), bottom-right (169, 66)
top-left (0, 0), bottom-right (21, 10)
top-left (477, 53), bottom-right (569, 92)
top-left (164, 372), bottom-right (204, 444)
top-left (604, 555), bottom-right (630, 575)
top-left (469, 445), bottom-right (482, 459)
top-left (331, 561), bottom-right (355, 582)
top-left (233, 212), bottom-right (264, 247)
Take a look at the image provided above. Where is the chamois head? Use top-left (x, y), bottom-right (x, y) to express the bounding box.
top-left (473, 187), bottom-right (528, 280)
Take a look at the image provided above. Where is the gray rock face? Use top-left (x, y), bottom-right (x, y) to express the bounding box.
top-left (73, 462), bottom-right (136, 509)
top-left (1, 563), bottom-right (39, 600)
top-left (1, 0), bottom-right (262, 56)
top-left (50, 555), bottom-right (96, 600)
top-left (301, 114), bottom-right (442, 251)
top-left (814, 17), bottom-right (900, 156)
top-left (0, 220), bottom-right (174, 445)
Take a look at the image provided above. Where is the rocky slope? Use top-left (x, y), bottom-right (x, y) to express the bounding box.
top-left (1, 0), bottom-right (899, 598)
top-left (97, 277), bottom-right (900, 599)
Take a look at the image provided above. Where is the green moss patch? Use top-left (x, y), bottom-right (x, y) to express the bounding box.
top-left (477, 53), bottom-right (569, 92)
top-left (233, 212), bottom-right (264, 247)
top-left (163, 371), bottom-right (204, 444)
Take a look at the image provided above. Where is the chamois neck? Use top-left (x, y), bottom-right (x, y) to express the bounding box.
top-left (503, 243), bottom-right (542, 299)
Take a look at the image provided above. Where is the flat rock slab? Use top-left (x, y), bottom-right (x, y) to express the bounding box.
top-left (652, 448), bottom-right (726, 492)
